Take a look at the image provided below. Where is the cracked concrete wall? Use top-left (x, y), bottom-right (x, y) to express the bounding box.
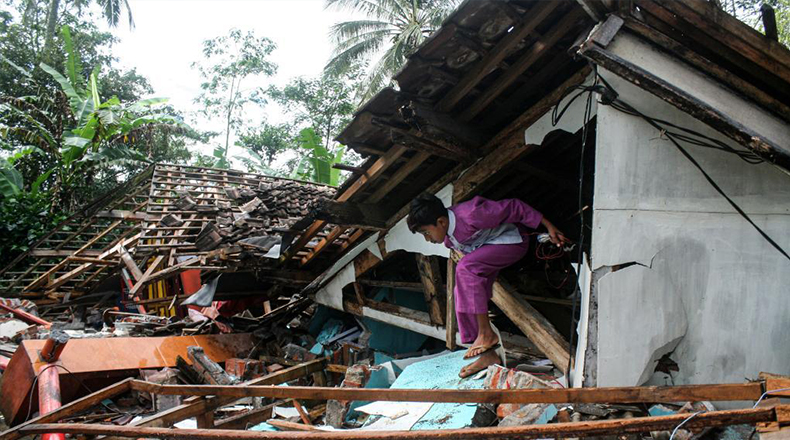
top-left (591, 70), bottom-right (790, 390)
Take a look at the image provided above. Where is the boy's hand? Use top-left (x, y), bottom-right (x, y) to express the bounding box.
top-left (548, 227), bottom-right (569, 247)
top-left (541, 217), bottom-right (571, 247)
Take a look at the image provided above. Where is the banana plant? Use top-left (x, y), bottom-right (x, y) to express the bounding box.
top-left (290, 127), bottom-right (345, 186)
top-left (0, 25), bottom-right (187, 210)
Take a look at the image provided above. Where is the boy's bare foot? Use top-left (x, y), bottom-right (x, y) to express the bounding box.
top-left (459, 350), bottom-right (500, 378)
top-left (464, 331), bottom-right (500, 359)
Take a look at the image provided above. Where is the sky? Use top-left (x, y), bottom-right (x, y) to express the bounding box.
top-left (100, 0), bottom-right (358, 164)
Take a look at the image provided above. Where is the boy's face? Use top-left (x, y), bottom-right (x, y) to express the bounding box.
top-left (417, 217), bottom-right (449, 244)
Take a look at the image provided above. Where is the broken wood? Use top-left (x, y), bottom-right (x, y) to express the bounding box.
top-left (446, 258), bottom-right (457, 350)
top-left (416, 255), bottom-right (446, 326)
top-left (311, 200), bottom-right (389, 230)
top-left (187, 346), bottom-right (235, 385)
top-left (118, 358), bottom-right (327, 430)
top-left (19, 405), bottom-right (781, 439)
top-left (264, 420), bottom-right (319, 431)
top-left (128, 380), bottom-right (765, 404)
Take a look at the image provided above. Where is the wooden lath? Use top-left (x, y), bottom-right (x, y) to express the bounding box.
top-left (0, 166), bottom-right (154, 299)
top-left (1, 163), bottom-right (339, 302)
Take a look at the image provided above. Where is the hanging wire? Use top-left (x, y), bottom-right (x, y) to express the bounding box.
top-left (669, 411), bottom-right (703, 440)
top-left (593, 73), bottom-right (790, 262)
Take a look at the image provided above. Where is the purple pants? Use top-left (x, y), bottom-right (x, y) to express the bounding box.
top-left (454, 241), bottom-right (530, 344)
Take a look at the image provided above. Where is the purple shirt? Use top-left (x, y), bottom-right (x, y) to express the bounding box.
top-left (443, 196), bottom-right (543, 251)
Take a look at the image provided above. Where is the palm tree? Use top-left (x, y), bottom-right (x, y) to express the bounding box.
top-left (41, 0), bottom-right (134, 54)
top-left (324, 0), bottom-right (461, 102)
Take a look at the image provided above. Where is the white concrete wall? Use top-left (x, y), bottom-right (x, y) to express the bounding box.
top-left (591, 69), bottom-right (790, 390)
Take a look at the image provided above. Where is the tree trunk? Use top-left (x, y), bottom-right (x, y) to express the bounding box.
top-left (223, 76), bottom-right (237, 162)
top-left (43, 0), bottom-right (61, 55)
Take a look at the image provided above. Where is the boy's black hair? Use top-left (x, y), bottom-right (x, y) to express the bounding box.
top-left (407, 193), bottom-right (448, 233)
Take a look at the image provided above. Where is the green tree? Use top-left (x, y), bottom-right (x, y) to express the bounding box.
top-left (0, 25), bottom-right (186, 212)
top-left (728, 0), bottom-right (790, 46)
top-left (291, 127), bottom-right (344, 186)
top-left (324, 0), bottom-right (460, 102)
top-left (38, 0), bottom-right (134, 55)
top-left (235, 121), bottom-right (293, 171)
top-left (268, 69), bottom-right (360, 151)
top-left (192, 29), bottom-right (277, 168)
top-left (1, 1), bottom-right (149, 100)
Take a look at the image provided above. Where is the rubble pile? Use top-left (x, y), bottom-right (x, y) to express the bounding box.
top-left (185, 180), bottom-right (334, 252)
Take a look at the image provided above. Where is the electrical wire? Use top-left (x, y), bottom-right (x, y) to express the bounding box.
top-left (593, 74), bottom-right (790, 262)
top-left (669, 411), bottom-right (703, 440)
top-left (24, 363), bottom-right (128, 422)
top-left (552, 69), bottom-right (599, 378)
top-left (752, 387), bottom-right (790, 408)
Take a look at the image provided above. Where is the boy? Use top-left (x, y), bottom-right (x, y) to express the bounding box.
top-left (407, 193), bottom-right (568, 377)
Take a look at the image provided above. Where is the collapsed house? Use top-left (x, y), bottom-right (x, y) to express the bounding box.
top-left (1, 0), bottom-right (790, 438)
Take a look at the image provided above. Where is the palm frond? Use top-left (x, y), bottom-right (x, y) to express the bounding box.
top-left (325, 30), bottom-right (390, 76)
top-left (330, 27), bottom-right (394, 54)
top-left (329, 19), bottom-right (394, 43)
top-left (325, 0), bottom-right (403, 21)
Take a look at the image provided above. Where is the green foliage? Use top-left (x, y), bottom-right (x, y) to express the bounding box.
top-left (0, 190), bottom-right (66, 267)
top-left (291, 127), bottom-right (344, 186)
top-left (244, 68), bottom-right (362, 183)
top-left (0, 25), bottom-right (186, 212)
top-left (192, 29), bottom-right (277, 168)
top-left (729, 0), bottom-right (790, 46)
top-left (324, 0), bottom-right (461, 102)
top-left (236, 121), bottom-right (293, 168)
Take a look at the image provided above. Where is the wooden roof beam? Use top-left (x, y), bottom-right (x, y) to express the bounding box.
top-left (459, 8), bottom-right (589, 122)
top-left (436, 1), bottom-right (562, 112)
top-left (283, 145), bottom-right (407, 259)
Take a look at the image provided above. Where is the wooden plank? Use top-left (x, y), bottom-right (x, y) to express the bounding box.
top-left (301, 226), bottom-right (345, 266)
top-left (20, 406), bottom-right (779, 439)
top-left (635, 0), bottom-right (790, 97)
top-left (368, 151), bottom-right (431, 204)
top-left (578, 33), bottom-right (790, 170)
top-left (492, 278), bottom-right (571, 374)
top-left (459, 8), bottom-right (589, 121)
top-left (416, 255), bottom-right (445, 326)
top-left (0, 378), bottom-right (133, 440)
top-left (213, 401), bottom-right (283, 430)
top-left (128, 380), bottom-right (764, 404)
top-left (446, 258), bottom-right (457, 350)
top-left (31, 250), bottom-right (103, 257)
top-left (436, 0), bottom-right (561, 112)
top-left (284, 145), bottom-right (407, 259)
top-left (119, 246), bottom-right (144, 281)
top-left (95, 210), bottom-right (148, 221)
top-left (64, 257), bottom-right (120, 265)
top-left (265, 420), bottom-right (319, 432)
top-left (453, 67), bottom-right (592, 202)
top-left (120, 358), bottom-right (327, 430)
top-left (620, 16), bottom-right (790, 122)
top-left (293, 400), bottom-right (313, 425)
top-left (656, 0), bottom-right (790, 77)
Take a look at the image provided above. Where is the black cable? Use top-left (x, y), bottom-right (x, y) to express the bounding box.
top-left (24, 363), bottom-right (128, 422)
top-left (593, 75), bottom-right (790, 262)
top-left (552, 67), bottom-right (599, 378)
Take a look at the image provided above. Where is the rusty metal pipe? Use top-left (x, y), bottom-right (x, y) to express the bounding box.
top-left (37, 331), bottom-right (69, 440)
top-left (39, 330), bottom-right (69, 363)
top-left (37, 365), bottom-right (64, 440)
top-left (0, 303), bottom-right (51, 328)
